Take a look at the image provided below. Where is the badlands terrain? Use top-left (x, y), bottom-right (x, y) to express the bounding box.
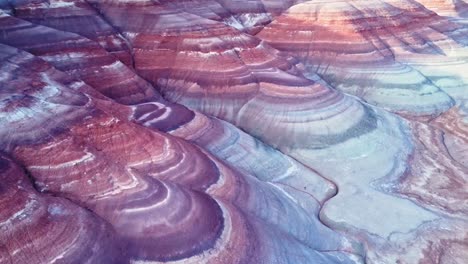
top-left (0, 0), bottom-right (467, 263)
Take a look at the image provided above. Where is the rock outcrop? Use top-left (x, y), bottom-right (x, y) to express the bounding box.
top-left (0, 1), bottom-right (467, 263)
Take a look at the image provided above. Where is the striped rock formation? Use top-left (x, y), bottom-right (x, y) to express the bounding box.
top-left (0, 0), bottom-right (467, 263)
top-left (258, 0), bottom-right (468, 118)
top-left (417, 0), bottom-right (468, 17)
top-left (0, 41), bottom-right (360, 263)
top-left (0, 155), bottom-right (125, 264)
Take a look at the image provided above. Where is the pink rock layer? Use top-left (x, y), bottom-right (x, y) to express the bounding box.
top-left (0, 1), bottom-right (467, 263)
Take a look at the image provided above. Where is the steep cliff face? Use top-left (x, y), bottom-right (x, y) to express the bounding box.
top-left (0, 1), bottom-right (467, 264)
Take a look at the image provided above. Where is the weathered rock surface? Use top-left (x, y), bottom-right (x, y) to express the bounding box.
top-left (0, 1), bottom-right (467, 263)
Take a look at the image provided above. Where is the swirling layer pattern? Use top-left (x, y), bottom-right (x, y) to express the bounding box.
top-left (0, 1), bottom-right (467, 263)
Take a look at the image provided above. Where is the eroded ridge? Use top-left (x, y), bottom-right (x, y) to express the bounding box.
top-left (0, 1), bottom-right (467, 263)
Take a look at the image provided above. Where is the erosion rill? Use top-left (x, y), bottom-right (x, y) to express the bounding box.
top-left (0, 1), bottom-right (467, 263)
